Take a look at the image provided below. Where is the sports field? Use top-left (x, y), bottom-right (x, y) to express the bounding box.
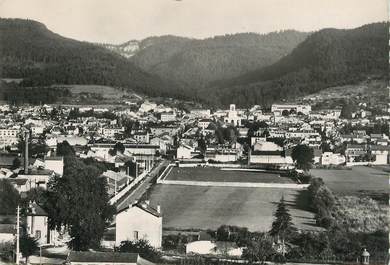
top-left (165, 167), bottom-right (294, 183)
top-left (310, 166), bottom-right (389, 196)
top-left (147, 184), bottom-right (319, 232)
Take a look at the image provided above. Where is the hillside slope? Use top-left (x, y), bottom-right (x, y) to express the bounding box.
top-left (207, 22), bottom-right (388, 107)
top-left (105, 31), bottom-right (309, 88)
top-left (0, 18), bottom-right (181, 98)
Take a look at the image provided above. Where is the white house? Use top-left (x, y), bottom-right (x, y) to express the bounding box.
top-left (271, 104), bottom-right (311, 116)
top-left (321, 152), bottom-right (346, 165)
top-left (44, 156), bottom-right (64, 176)
top-left (115, 201), bottom-right (162, 248)
top-left (198, 119), bottom-right (212, 130)
top-left (160, 112), bottom-right (176, 122)
top-left (371, 146), bottom-right (389, 165)
top-left (26, 201), bottom-right (57, 245)
top-left (249, 141), bottom-right (293, 166)
top-left (176, 144), bottom-right (195, 159)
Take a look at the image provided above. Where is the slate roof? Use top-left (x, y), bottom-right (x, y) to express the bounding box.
top-left (117, 201), bottom-right (161, 218)
top-left (27, 202), bottom-right (48, 216)
top-left (68, 251), bottom-right (138, 263)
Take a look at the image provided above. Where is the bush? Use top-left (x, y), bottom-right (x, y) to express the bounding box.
top-left (272, 253), bottom-right (287, 263)
top-left (116, 240), bottom-right (161, 263)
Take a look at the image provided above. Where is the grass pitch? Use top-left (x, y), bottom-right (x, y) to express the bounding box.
top-left (147, 184), bottom-right (319, 232)
top-left (165, 167), bottom-right (294, 183)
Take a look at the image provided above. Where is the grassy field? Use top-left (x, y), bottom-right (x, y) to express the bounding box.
top-left (166, 167), bottom-right (294, 183)
top-left (310, 166), bottom-right (389, 197)
top-left (147, 184), bottom-right (319, 232)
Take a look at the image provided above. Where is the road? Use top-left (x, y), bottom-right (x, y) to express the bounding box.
top-left (116, 160), bottom-right (169, 211)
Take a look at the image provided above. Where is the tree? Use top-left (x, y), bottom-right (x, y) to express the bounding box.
top-left (197, 136), bottom-right (207, 155)
top-left (291, 144), bottom-right (314, 171)
top-left (282, 110), bottom-right (290, 116)
top-left (114, 142), bottom-right (125, 154)
top-left (45, 156), bottom-right (115, 250)
top-left (242, 232), bottom-right (275, 264)
top-left (0, 179), bottom-right (20, 215)
top-left (340, 102), bottom-right (355, 119)
top-left (19, 234), bottom-right (38, 263)
top-left (270, 197), bottom-right (296, 256)
top-left (116, 240), bottom-right (161, 263)
top-left (12, 157), bottom-right (21, 170)
top-left (57, 141), bottom-right (75, 156)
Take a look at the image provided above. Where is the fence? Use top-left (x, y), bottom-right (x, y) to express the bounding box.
top-left (109, 171), bottom-right (148, 205)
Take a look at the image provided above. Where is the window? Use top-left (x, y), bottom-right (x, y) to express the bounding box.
top-left (35, 230), bottom-right (41, 239)
top-left (133, 231), bottom-right (139, 240)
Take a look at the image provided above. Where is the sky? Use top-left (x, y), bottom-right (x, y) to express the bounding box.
top-left (0, 0), bottom-right (387, 44)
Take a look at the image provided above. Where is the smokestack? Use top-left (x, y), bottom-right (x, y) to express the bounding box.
top-left (24, 130), bottom-right (29, 174)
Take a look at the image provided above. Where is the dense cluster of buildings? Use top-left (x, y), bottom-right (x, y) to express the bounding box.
top-left (0, 96), bottom-right (388, 262)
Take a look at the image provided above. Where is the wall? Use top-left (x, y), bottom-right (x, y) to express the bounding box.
top-left (116, 206), bottom-right (162, 248)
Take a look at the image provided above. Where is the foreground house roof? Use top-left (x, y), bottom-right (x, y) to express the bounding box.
top-left (68, 251), bottom-right (139, 263)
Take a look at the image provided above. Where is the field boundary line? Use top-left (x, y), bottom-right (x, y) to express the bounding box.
top-left (159, 179), bottom-right (309, 189)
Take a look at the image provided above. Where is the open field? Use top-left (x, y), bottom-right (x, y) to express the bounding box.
top-left (310, 166), bottom-right (389, 197)
top-left (165, 167), bottom-right (294, 183)
top-left (147, 184), bottom-right (319, 232)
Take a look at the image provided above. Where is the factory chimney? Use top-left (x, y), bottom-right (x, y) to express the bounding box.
top-left (24, 130), bottom-right (29, 174)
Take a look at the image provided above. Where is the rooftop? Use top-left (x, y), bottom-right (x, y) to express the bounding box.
top-left (68, 251), bottom-right (139, 263)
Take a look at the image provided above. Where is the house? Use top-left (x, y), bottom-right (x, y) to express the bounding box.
top-left (0, 127), bottom-right (19, 147)
top-left (198, 119), bottom-right (212, 130)
top-left (176, 144), bottom-right (195, 159)
top-left (139, 101), bottom-right (157, 113)
top-left (101, 126), bottom-right (124, 138)
top-left (133, 131), bottom-right (150, 144)
top-left (321, 152), bottom-right (346, 165)
top-left (116, 201), bottom-right (162, 248)
top-left (370, 145), bottom-right (390, 165)
top-left (190, 109), bottom-right (211, 118)
top-left (101, 170), bottom-right (133, 196)
top-left (26, 201), bottom-right (57, 245)
top-left (160, 112), bottom-right (176, 122)
top-left (271, 104), bottom-right (311, 116)
top-left (345, 144), bottom-right (368, 162)
top-left (205, 148), bottom-right (239, 162)
top-left (249, 141), bottom-right (293, 166)
top-left (186, 241), bottom-right (242, 257)
top-left (67, 251), bottom-right (155, 265)
top-left (14, 168), bottom-right (56, 192)
top-left (44, 156), bottom-right (64, 176)
top-left (150, 125), bottom-right (181, 137)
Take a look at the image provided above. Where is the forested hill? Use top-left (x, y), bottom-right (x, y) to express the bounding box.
top-left (108, 31), bottom-right (310, 88)
top-left (0, 18), bottom-right (182, 98)
top-left (207, 22), bottom-right (388, 107)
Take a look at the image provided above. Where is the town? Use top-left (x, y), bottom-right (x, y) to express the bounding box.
top-left (0, 2), bottom-right (389, 264)
top-left (0, 89), bottom-right (388, 264)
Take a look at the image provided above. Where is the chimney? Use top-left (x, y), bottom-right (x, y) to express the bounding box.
top-left (24, 130), bottom-right (29, 174)
top-left (157, 205), bottom-right (161, 214)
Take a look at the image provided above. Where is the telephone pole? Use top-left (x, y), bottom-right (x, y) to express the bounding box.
top-left (16, 205), bottom-right (20, 265)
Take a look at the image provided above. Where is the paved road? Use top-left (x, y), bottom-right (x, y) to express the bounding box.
top-left (116, 160), bottom-right (169, 211)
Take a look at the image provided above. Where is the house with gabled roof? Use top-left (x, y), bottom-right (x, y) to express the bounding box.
top-left (26, 201), bottom-right (58, 245)
top-left (116, 201), bottom-right (162, 248)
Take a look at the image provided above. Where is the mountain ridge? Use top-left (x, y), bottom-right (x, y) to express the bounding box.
top-left (205, 22), bottom-right (388, 107)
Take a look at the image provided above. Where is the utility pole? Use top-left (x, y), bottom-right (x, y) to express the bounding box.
top-left (16, 205), bottom-right (20, 265)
